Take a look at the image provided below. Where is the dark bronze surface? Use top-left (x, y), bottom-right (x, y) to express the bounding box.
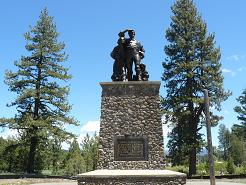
top-left (114, 135), bottom-right (148, 161)
top-left (111, 29), bottom-right (149, 81)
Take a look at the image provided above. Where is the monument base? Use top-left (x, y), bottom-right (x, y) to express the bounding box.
top-left (77, 170), bottom-right (186, 185)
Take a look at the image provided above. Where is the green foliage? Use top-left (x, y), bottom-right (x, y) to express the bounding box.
top-left (162, 0), bottom-right (230, 175)
top-left (170, 160), bottom-right (244, 176)
top-left (197, 161), bottom-right (227, 175)
top-left (0, 133), bottom-right (100, 176)
top-left (166, 117), bottom-right (201, 165)
top-left (65, 140), bottom-right (85, 176)
top-left (196, 162), bottom-right (208, 175)
top-left (64, 133), bottom-right (99, 175)
top-left (242, 161), bottom-right (246, 174)
top-left (226, 157), bottom-right (235, 174)
top-left (217, 124), bottom-right (246, 166)
top-left (214, 161), bottom-right (227, 175)
top-left (81, 133), bottom-right (99, 172)
top-left (234, 165), bottom-right (246, 175)
top-left (233, 89), bottom-right (246, 140)
top-left (218, 124), bottom-right (231, 160)
top-left (0, 8), bottom-right (77, 173)
top-left (50, 139), bottom-right (65, 174)
top-left (229, 134), bottom-right (246, 166)
top-left (166, 165), bottom-right (189, 174)
top-left (0, 137), bottom-right (9, 172)
top-left (0, 136), bottom-right (29, 173)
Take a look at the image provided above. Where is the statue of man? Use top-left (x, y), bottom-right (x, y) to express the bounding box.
top-left (111, 29), bottom-right (148, 81)
top-left (124, 29), bottom-right (145, 81)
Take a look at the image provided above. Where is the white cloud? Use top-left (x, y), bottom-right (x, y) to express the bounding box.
top-left (81, 120), bottom-right (100, 133)
top-left (60, 121), bottom-right (100, 149)
top-left (77, 120), bottom-right (100, 144)
top-left (226, 54), bottom-right (246, 61)
top-left (1, 128), bottom-right (19, 139)
top-left (222, 68), bottom-right (235, 76)
top-left (222, 68), bottom-right (232, 73)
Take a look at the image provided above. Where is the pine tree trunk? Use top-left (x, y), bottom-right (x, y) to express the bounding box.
top-left (188, 116), bottom-right (198, 177)
top-left (188, 113), bottom-right (199, 177)
top-left (27, 135), bottom-right (38, 173)
top-left (188, 147), bottom-right (197, 177)
top-left (187, 77), bottom-right (197, 177)
top-left (27, 57), bottom-right (42, 173)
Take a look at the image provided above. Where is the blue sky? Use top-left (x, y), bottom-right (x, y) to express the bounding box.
top-left (0, 0), bottom-right (245, 147)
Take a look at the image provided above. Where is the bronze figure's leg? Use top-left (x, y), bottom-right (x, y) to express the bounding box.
top-left (134, 54), bottom-right (142, 81)
top-left (126, 58), bottom-right (133, 81)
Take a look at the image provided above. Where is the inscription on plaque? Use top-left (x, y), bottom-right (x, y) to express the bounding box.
top-left (114, 136), bottom-right (148, 161)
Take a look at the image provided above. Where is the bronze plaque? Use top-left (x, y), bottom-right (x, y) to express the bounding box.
top-left (114, 136), bottom-right (148, 161)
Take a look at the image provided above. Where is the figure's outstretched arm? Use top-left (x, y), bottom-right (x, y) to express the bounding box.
top-left (118, 29), bottom-right (127, 37)
top-left (118, 29), bottom-right (132, 37)
top-left (122, 29), bottom-right (129, 33)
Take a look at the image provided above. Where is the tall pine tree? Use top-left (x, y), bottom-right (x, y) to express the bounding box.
top-left (0, 8), bottom-right (77, 173)
top-left (233, 89), bottom-right (246, 139)
top-left (218, 124), bottom-right (230, 160)
top-left (162, 0), bottom-right (230, 176)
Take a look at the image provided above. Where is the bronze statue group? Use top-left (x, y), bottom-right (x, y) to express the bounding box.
top-left (111, 29), bottom-right (149, 81)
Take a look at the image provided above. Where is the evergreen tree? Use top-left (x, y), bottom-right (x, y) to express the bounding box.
top-left (233, 89), bottom-right (246, 139)
top-left (162, 0), bottom-right (230, 175)
top-left (229, 134), bottom-right (246, 166)
top-left (0, 8), bottom-right (77, 173)
top-left (218, 124), bottom-right (230, 160)
top-left (1, 137), bottom-right (29, 172)
top-left (0, 137), bottom-right (7, 172)
top-left (51, 139), bottom-right (63, 174)
top-left (81, 133), bottom-right (99, 171)
top-left (167, 114), bottom-right (192, 165)
top-left (226, 157), bottom-right (235, 174)
top-left (65, 139), bottom-right (85, 176)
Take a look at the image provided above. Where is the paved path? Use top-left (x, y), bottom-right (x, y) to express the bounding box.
top-left (187, 183), bottom-right (246, 185)
top-left (30, 180), bottom-right (246, 185)
top-left (31, 182), bottom-right (77, 185)
top-left (186, 179), bottom-right (246, 185)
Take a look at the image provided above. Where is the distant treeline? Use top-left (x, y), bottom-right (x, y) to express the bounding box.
top-left (0, 133), bottom-right (99, 176)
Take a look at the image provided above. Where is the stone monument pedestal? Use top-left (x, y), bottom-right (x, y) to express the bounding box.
top-left (77, 170), bottom-right (186, 185)
top-left (77, 82), bottom-right (186, 185)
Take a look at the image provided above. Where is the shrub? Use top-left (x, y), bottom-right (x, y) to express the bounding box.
top-left (197, 162), bottom-right (208, 176)
top-left (214, 161), bottom-right (227, 175)
top-left (242, 161), bottom-right (246, 174)
top-left (166, 165), bottom-right (189, 174)
top-left (226, 158), bottom-right (235, 174)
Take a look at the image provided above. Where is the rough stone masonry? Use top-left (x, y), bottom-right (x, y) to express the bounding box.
top-left (97, 81), bottom-right (165, 170)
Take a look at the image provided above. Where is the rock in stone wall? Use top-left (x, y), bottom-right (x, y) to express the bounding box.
top-left (78, 176), bottom-right (186, 185)
top-left (97, 81), bottom-right (165, 170)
